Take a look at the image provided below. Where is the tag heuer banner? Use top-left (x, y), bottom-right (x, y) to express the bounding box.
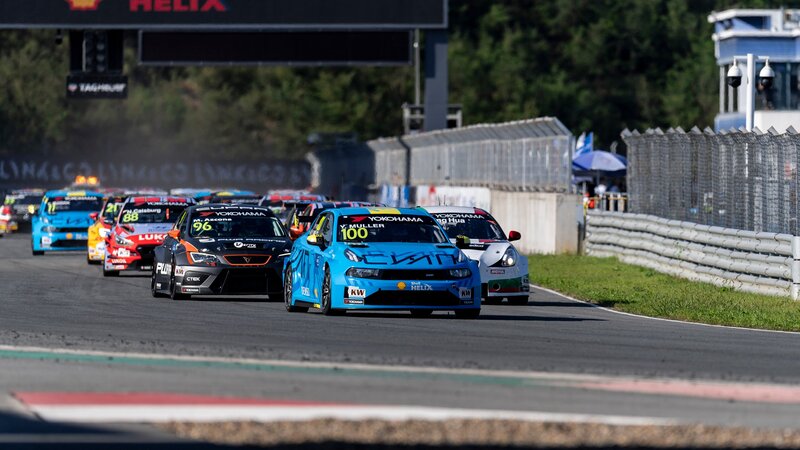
top-left (66, 75), bottom-right (128, 99)
top-left (0, 0), bottom-right (447, 29)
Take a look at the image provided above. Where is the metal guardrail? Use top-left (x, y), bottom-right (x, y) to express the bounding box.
top-left (369, 117), bottom-right (575, 192)
top-left (586, 211), bottom-right (795, 297)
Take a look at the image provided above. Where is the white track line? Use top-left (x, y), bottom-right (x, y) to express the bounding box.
top-left (531, 284), bottom-right (800, 336)
top-left (28, 405), bottom-right (676, 426)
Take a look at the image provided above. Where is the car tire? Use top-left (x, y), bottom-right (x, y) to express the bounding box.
top-left (454, 309), bottom-right (481, 320)
top-left (410, 309), bottom-right (434, 318)
top-left (32, 250), bottom-right (44, 256)
top-left (284, 265), bottom-right (308, 313)
top-left (151, 267), bottom-right (167, 298)
top-left (508, 296), bottom-right (529, 306)
top-left (103, 267), bottom-right (119, 277)
top-left (320, 267), bottom-right (343, 316)
top-left (169, 262), bottom-right (189, 301)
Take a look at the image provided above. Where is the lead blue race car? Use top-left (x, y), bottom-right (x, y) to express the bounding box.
top-left (31, 190), bottom-right (104, 256)
top-left (283, 207), bottom-right (482, 318)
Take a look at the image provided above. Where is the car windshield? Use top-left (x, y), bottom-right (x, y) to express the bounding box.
top-left (118, 204), bottom-right (188, 224)
top-left (337, 215), bottom-right (447, 244)
top-left (189, 211), bottom-right (287, 239)
top-left (432, 213), bottom-right (506, 240)
top-left (213, 196), bottom-right (261, 204)
top-left (102, 199), bottom-right (125, 221)
top-left (45, 196), bottom-right (103, 214)
top-left (5, 195), bottom-right (41, 205)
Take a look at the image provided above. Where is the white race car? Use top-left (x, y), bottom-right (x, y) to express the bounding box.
top-left (425, 206), bottom-right (530, 305)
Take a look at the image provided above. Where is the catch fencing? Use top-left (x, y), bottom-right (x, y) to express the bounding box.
top-left (370, 117), bottom-right (575, 193)
top-left (586, 211), bottom-right (794, 297)
top-left (622, 127), bottom-right (800, 236)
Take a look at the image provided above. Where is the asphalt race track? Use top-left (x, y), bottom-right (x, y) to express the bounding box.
top-left (2, 233), bottom-right (800, 446)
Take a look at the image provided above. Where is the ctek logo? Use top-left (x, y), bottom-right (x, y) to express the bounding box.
top-left (130, 0), bottom-right (228, 12)
top-left (67, 0), bottom-right (102, 10)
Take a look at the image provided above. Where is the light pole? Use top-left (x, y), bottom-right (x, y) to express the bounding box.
top-left (726, 54), bottom-right (775, 132)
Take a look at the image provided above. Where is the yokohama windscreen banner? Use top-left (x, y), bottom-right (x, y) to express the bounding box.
top-left (0, 158), bottom-right (310, 191)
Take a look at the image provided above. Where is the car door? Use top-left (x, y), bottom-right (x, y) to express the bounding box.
top-left (297, 212), bottom-right (331, 302)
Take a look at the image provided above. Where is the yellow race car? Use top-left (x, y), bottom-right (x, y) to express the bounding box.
top-left (87, 194), bottom-right (126, 264)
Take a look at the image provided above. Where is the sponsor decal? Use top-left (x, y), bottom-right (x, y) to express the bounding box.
top-left (108, 259), bottom-right (128, 265)
top-left (397, 282), bottom-right (407, 290)
top-left (66, 75), bottom-right (128, 99)
top-left (137, 234), bottom-right (167, 242)
top-left (186, 276), bottom-right (202, 283)
top-left (301, 287), bottom-right (311, 296)
top-left (140, 266), bottom-right (153, 271)
top-left (115, 248), bottom-right (131, 258)
top-left (459, 287), bottom-right (473, 299)
top-left (156, 262), bottom-right (172, 275)
top-left (490, 269), bottom-right (506, 275)
top-left (130, 0), bottom-right (228, 12)
top-left (344, 299), bottom-right (364, 305)
top-left (66, 0), bottom-right (102, 11)
top-left (409, 282), bottom-right (433, 292)
top-left (66, 233), bottom-right (74, 240)
top-left (346, 286), bottom-right (366, 299)
top-left (352, 215), bottom-right (423, 223)
top-left (182, 287), bottom-right (200, 293)
top-left (313, 303), bottom-right (321, 309)
top-left (234, 242), bottom-right (257, 249)
top-left (175, 267), bottom-right (186, 276)
top-left (199, 211), bottom-right (266, 217)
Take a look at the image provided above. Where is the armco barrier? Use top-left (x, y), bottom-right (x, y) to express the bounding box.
top-left (586, 211), bottom-right (794, 297)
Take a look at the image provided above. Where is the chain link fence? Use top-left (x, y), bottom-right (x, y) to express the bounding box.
top-left (370, 117), bottom-right (575, 192)
top-left (623, 126), bottom-right (800, 235)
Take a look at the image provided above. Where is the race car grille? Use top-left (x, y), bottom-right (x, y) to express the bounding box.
top-left (379, 270), bottom-right (452, 280)
top-left (223, 255), bottom-right (271, 266)
top-left (209, 268), bottom-right (281, 295)
top-left (364, 291), bottom-right (461, 306)
top-left (136, 245), bottom-right (158, 262)
top-left (54, 227), bottom-right (87, 233)
top-left (50, 240), bottom-right (87, 248)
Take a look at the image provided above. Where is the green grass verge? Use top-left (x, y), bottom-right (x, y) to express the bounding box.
top-left (528, 254), bottom-right (800, 332)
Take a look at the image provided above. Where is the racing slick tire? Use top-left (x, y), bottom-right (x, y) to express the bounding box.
top-left (508, 296), bottom-right (529, 306)
top-left (320, 267), bottom-right (344, 316)
top-left (454, 309), bottom-right (481, 320)
top-left (32, 250), bottom-right (44, 256)
top-left (410, 309), bottom-right (434, 318)
top-left (87, 256), bottom-right (101, 266)
top-left (151, 267), bottom-right (167, 298)
top-left (169, 262), bottom-right (190, 301)
top-left (103, 267), bottom-right (119, 277)
top-left (284, 265), bottom-right (308, 313)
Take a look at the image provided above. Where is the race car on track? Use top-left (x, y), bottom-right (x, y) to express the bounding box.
top-left (424, 206), bottom-right (529, 305)
top-left (103, 196), bottom-right (195, 277)
top-left (87, 193), bottom-right (128, 264)
top-left (31, 191), bottom-right (104, 255)
top-left (209, 191), bottom-right (262, 205)
top-left (151, 204), bottom-right (292, 300)
top-left (3, 189), bottom-right (44, 233)
top-left (283, 207), bottom-right (482, 318)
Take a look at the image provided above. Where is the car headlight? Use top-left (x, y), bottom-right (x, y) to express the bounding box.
top-left (501, 247), bottom-right (518, 267)
top-left (345, 249), bottom-right (362, 262)
top-left (189, 252), bottom-right (219, 265)
top-left (449, 268), bottom-right (472, 279)
top-left (41, 225), bottom-right (58, 233)
top-left (115, 234), bottom-right (134, 247)
top-left (346, 267), bottom-right (382, 279)
top-left (456, 250), bottom-right (469, 263)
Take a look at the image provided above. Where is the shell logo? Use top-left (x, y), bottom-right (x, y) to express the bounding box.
top-left (66, 0), bottom-right (102, 11)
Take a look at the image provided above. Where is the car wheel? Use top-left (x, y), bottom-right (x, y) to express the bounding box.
top-left (169, 262), bottom-right (189, 301)
top-left (103, 266), bottom-right (119, 277)
top-left (320, 267), bottom-right (342, 316)
top-left (508, 296), bottom-right (529, 306)
top-left (32, 250), bottom-right (44, 256)
top-left (454, 309), bottom-right (481, 320)
top-left (284, 265), bottom-right (308, 313)
top-left (410, 309), bottom-right (434, 318)
top-left (151, 267), bottom-right (167, 298)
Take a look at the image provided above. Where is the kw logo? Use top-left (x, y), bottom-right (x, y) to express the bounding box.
top-left (130, 0), bottom-right (228, 12)
top-left (67, 0), bottom-right (102, 10)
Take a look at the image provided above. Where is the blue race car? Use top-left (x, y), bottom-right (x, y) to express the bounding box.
top-left (283, 207), bottom-right (481, 318)
top-left (31, 190), bottom-right (104, 256)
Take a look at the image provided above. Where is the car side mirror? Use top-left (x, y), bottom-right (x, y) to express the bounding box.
top-left (455, 235), bottom-right (471, 250)
top-left (508, 231), bottom-right (521, 242)
top-left (89, 212), bottom-right (99, 221)
top-left (168, 229), bottom-right (180, 239)
top-left (290, 227), bottom-right (304, 240)
top-left (307, 233), bottom-right (325, 247)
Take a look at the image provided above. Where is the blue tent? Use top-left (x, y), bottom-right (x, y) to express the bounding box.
top-left (572, 150), bottom-right (627, 173)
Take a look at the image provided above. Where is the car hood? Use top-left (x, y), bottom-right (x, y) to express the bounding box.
top-left (451, 239), bottom-right (513, 266)
top-left (343, 242), bottom-right (466, 268)
top-left (40, 213), bottom-right (94, 227)
top-left (191, 237), bottom-right (292, 254)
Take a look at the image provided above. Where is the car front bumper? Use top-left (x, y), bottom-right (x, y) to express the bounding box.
top-left (330, 275), bottom-right (481, 311)
top-left (168, 264), bottom-right (284, 296)
top-left (33, 231), bottom-right (89, 251)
